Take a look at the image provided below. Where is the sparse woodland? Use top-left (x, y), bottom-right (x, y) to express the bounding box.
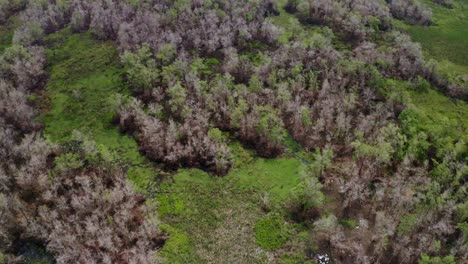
top-left (0, 0), bottom-right (467, 263)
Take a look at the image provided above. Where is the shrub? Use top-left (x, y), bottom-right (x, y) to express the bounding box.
top-left (419, 254), bottom-right (456, 264)
top-left (121, 44), bottom-right (159, 92)
top-left (397, 214), bottom-right (419, 235)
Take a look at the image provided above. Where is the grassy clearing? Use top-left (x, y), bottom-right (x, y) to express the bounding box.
top-left (399, 0), bottom-right (468, 82)
top-left (405, 0), bottom-right (468, 68)
top-left (37, 28), bottom-right (156, 191)
top-left (157, 141), bottom-right (310, 263)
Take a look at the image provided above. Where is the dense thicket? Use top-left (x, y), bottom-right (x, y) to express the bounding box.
top-left (1, 0), bottom-right (467, 263)
top-left (0, 3), bottom-right (164, 262)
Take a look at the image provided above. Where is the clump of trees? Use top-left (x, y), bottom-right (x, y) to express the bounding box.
top-left (0, 0), bottom-right (27, 24)
top-left (286, 0), bottom-right (393, 41)
top-left (0, 2), bottom-right (165, 262)
top-left (388, 0), bottom-right (433, 25)
top-left (119, 98), bottom-right (233, 175)
top-left (36, 164), bottom-right (164, 263)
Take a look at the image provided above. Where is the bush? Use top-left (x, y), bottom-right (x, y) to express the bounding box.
top-left (397, 214), bottom-right (419, 235)
top-left (419, 254), bottom-right (456, 264)
top-left (121, 44), bottom-right (159, 92)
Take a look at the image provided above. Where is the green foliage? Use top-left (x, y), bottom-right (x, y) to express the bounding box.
top-left (190, 57), bottom-right (220, 76)
top-left (289, 171), bottom-right (325, 210)
top-left (0, 251), bottom-right (4, 264)
top-left (230, 98), bottom-right (248, 128)
top-left (156, 43), bottom-right (176, 65)
top-left (0, 16), bottom-right (17, 54)
top-left (53, 153), bottom-right (83, 174)
top-left (167, 81), bottom-right (190, 117)
top-left (121, 44), bottom-right (159, 91)
top-left (158, 225), bottom-right (193, 264)
top-left (411, 76), bottom-right (431, 92)
top-left (207, 128), bottom-right (224, 142)
top-left (419, 254), bottom-right (456, 264)
top-left (352, 134), bottom-right (393, 165)
top-left (405, 0), bottom-right (468, 68)
top-left (339, 218), bottom-right (358, 229)
top-left (254, 214), bottom-right (291, 250)
top-left (398, 214), bottom-right (419, 235)
top-left (256, 105), bottom-right (287, 145)
top-left (430, 159), bottom-right (452, 185)
top-left (38, 28), bottom-right (156, 191)
top-left (406, 132), bottom-right (431, 161)
top-left (456, 221), bottom-right (468, 243)
top-left (310, 147), bottom-right (334, 178)
top-left (299, 106), bottom-right (313, 126)
top-left (248, 75), bottom-right (263, 93)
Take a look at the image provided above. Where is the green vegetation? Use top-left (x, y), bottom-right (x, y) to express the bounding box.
top-left (0, 16), bottom-right (17, 53)
top-left (339, 218), bottom-right (359, 229)
top-left (419, 254), bottom-right (456, 264)
top-left (402, 0), bottom-right (468, 91)
top-left (36, 27), bottom-right (318, 263)
top-left (405, 0), bottom-right (468, 68)
top-left (156, 144), bottom-right (309, 262)
top-left (37, 28), bottom-right (155, 191)
top-left (2, 0), bottom-right (466, 262)
top-left (398, 214), bottom-right (419, 235)
top-left (402, 88), bottom-right (468, 139)
top-left (254, 214), bottom-right (291, 250)
top-left (159, 225), bottom-right (193, 264)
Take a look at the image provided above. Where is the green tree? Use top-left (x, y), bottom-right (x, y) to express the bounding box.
top-left (310, 147), bottom-right (334, 178)
top-left (121, 44), bottom-right (159, 91)
top-left (256, 106), bottom-right (287, 145)
top-left (167, 82), bottom-right (190, 118)
top-left (419, 254), bottom-right (456, 264)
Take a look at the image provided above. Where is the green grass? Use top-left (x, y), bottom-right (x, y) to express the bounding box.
top-left (270, 0), bottom-right (332, 46)
top-left (394, 0), bottom-right (468, 155)
top-left (339, 218), bottom-right (359, 230)
top-left (156, 141), bottom-right (309, 263)
top-left (404, 0), bottom-right (468, 68)
top-left (158, 225), bottom-right (193, 264)
top-left (254, 214), bottom-right (292, 250)
top-left (37, 28), bottom-right (156, 191)
top-left (404, 88), bottom-right (468, 139)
